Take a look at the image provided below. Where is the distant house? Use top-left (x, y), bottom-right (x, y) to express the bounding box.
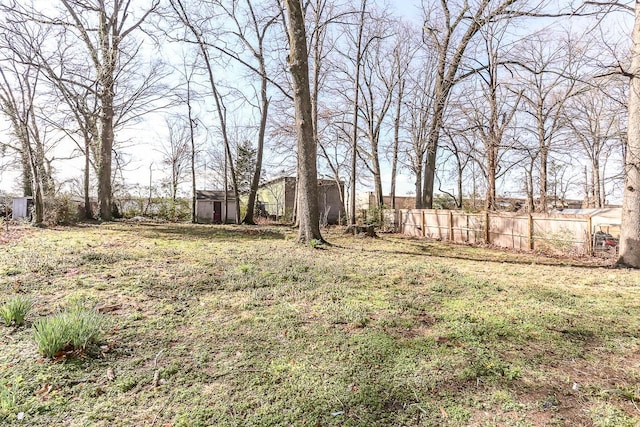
top-left (195, 190), bottom-right (237, 224)
top-left (257, 177), bottom-right (345, 224)
top-left (367, 192), bottom-right (416, 209)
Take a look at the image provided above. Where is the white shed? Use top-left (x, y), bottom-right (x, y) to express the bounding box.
top-left (195, 190), bottom-right (238, 224)
top-left (12, 197), bottom-right (33, 220)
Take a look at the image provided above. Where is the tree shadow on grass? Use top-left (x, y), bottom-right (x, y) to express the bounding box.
top-left (355, 235), bottom-right (613, 270)
top-left (126, 223), bottom-right (287, 242)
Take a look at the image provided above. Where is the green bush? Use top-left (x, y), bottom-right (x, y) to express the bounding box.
top-left (33, 306), bottom-right (105, 358)
top-left (0, 296), bottom-right (32, 326)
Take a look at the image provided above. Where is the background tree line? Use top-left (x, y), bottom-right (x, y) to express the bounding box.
top-left (0, 0), bottom-right (638, 263)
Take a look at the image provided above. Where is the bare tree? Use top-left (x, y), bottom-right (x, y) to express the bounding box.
top-left (566, 0), bottom-right (639, 266)
top-left (439, 126), bottom-right (475, 209)
top-left (167, 0), bottom-right (242, 224)
top-left (0, 22), bottom-right (53, 225)
top-left (3, 0), bottom-right (162, 220)
top-left (463, 23), bottom-right (523, 211)
top-left (565, 83), bottom-right (626, 207)
top-left (348, 0), bottom-right (367, 225)
top-left (63, 0), bottom-right (158, 220)
top-left (206, 0), bottom-right (281, 225)
top-left (159, 117), bottom-right (191, 220)
top-left (403, 58), bottom-right (437, 207)
top-left (284, 0), bottom-right (323, 243)
top-left (308, 0), bottom-right (352, 221)
top-left (616, 0), bottom-right (639, 266)
top-left (510, 31), bottom-right (587, 212)
top-left (389, 24), bottom-right (417, 209)
top-left (358, 17), bottom-right (398, 210)
top-left (419, 0), bottom-right (547, 208)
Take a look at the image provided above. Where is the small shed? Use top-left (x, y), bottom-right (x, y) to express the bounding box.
top-left (195, 190), bottom-right (237, 224)
top-left (12, 197), bottom-right (33, 220)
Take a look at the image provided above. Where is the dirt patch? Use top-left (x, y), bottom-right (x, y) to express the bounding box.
top-left (0, 223), bottom-right (33, 245)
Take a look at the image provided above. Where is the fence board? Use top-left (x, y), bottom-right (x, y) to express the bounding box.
top-left (396, 209), bottom-right (596, 256)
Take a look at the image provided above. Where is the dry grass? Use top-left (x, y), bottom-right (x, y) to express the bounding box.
top-left (0, 222), bottom-right (639, 426)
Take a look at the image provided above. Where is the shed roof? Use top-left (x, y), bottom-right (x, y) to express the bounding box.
top-left (196, 190), bottom-right (236, 201)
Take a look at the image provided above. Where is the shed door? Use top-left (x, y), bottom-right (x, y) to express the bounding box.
top-left (213, 201), bottom-right (222, 224)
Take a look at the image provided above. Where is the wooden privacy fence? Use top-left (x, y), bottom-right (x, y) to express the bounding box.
top-left (393, 209), bottom-right (608, 256)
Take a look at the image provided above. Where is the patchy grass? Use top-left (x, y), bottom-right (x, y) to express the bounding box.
top-left (0, 222), bottom-right (639, 426)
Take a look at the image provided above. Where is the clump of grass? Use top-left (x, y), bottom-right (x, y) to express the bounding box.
top-left (0, 296), bottom-right (32, 326)
top-left (308, 239), bottom-right (321, 249)
top-left (590, 403), bottom-right (637, 427)
top-left (33, 305), bottom-right (105, 358)
top-left (0, 379), bottom-right (17, 414)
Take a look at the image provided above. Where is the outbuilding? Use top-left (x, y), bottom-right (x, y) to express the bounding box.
top-left (257, 177), bottom-right (345, 224)
top-left (12, 197), bottom-right (33, 220)
top-left (195, 190), bottom-right (237, 224)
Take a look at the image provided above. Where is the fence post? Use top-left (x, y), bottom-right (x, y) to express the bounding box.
top-left (421, 210), bottom-right (426, 237)
top-left (466, 214), bottom-right (470, 242)
top-left (528, 213), bottom-right (534, 250)
top-left (484, 211), bottom-right (490, 244)
top-left (449, 210), bottom-right (454, 241)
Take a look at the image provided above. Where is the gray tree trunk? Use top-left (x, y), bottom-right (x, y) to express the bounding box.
top-left (284, 0), bottom-right (323, 243)
top-left (349, 0), bottom-right (367, 225)
top-left (618, 2), bottom-right (640, 267)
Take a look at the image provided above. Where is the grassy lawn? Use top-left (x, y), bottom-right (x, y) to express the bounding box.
top-left (1, 222), bottom-right (639, 426)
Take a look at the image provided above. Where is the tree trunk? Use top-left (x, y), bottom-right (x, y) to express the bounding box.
top-left (23, 129), bottom-right (44, 225)
top-left (422, 119), bottom-right (440, 209)
top-left (390, 78), bottom-right (403, 209)
top-left (539, 146), bottom-right (548, 213)
top-left (242, 74), bottom-right (269, 225)
top-left (414, 166), bottom-right (422, 209)
top-left (97, 8), bottom-right (114, 221)
top-left (526, 159), bottom-right (535, 213)
top-left (592, 159), bottom-right (602, 208)
top-left (486, 151), bottom-right (497, 211)
top-left (618, 2), bottom-right (640, 267)
top-left (97, 95), bottom-right (114, 221)
top-left (84, 138), bottom-right (92, 219)
top-left (457, 162), bottom-right (463, 209)
top-left (20, 148), bottom-right (33, 197)
top-left (188, 89), bottom-right (196, 224)
top-left (349, 0), bottom-right (367, 226)
top-left (284, 0), bottom-right (323, 243)
top-left (372, 146), bottom-right (383, 208)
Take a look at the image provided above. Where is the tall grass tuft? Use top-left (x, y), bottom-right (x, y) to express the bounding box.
top-left (0, 296), bottom-right (32, 326)
top-left (33, 305), bottom-right (104, 358)
top-left (0, 379), bottom-right (17, 414)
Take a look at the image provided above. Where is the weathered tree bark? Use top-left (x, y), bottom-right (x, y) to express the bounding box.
top-left (19, 149), bottom-right (33, 197)
top-left (284, 0), bottom-right (323, 243)
top-left (243, 63), bottom-right (269, 225)
top-left (83, 137), bottom-right (93, 219)
top-left (188, 85), bottom-right (197, 224)
top-left (390, 76), bottom-right (404, 210)
top-left (618, 2), bottom-right (640, 267)
top-left (349, 0), bottom-right (367, 225)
